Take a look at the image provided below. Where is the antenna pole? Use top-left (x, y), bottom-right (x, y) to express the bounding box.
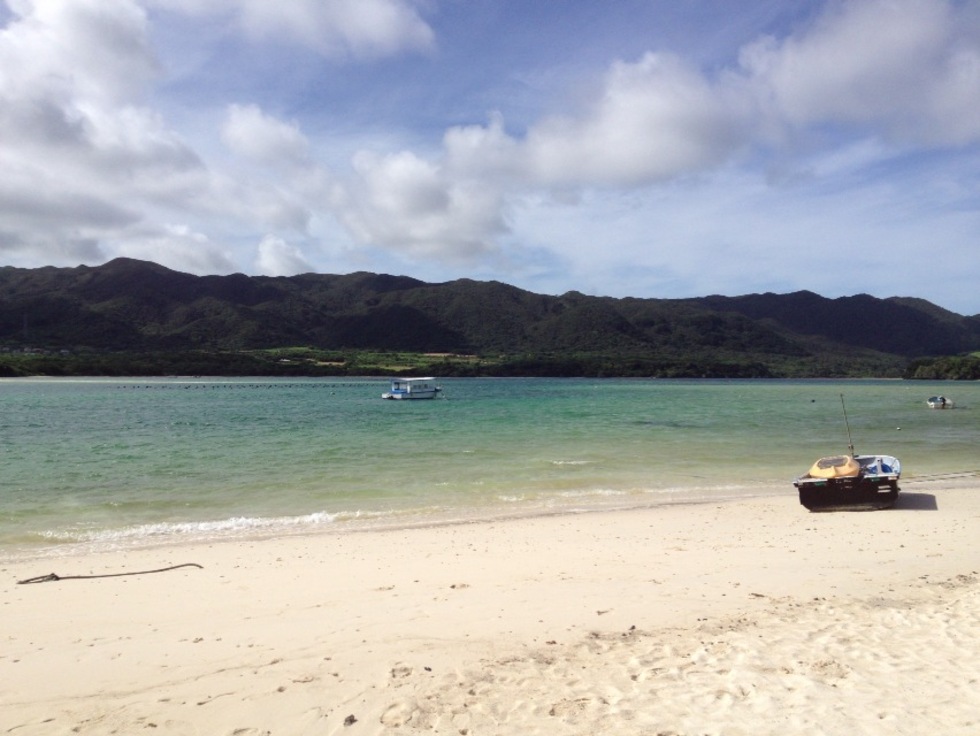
top-left (840, 393), bottom-right (855, 456)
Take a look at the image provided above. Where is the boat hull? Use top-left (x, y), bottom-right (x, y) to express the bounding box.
top-left (381, 391), bottom-right (439, 400)
top-left (795, 476), bottom-right (899, 511)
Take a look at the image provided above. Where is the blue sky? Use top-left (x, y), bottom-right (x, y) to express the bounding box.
top-left (1, 0), bottom-right (978, 314)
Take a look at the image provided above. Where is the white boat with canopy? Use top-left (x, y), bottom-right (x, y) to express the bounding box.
top-left (382, 377), bottom-right (442, 400)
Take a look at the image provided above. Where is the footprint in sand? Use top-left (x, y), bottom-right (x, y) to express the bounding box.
top-left (381, 699), bottom-right (418, 727)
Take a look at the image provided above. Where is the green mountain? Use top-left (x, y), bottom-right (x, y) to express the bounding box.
top-left (2, 258), bottom-right (978, 377)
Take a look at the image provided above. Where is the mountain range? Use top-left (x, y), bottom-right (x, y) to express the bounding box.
top-left (2, 258), bottom-right (979, 377)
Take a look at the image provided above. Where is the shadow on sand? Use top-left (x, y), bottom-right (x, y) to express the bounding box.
top-left (804, 492), bottom-right (938, 513)
top-left (893, 492), bottom-right (939, 511)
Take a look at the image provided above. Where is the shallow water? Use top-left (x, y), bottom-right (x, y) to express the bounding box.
top-left (1, 377), bottom-right (977, 556)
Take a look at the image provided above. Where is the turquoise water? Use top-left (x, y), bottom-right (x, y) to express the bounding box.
top-left (2, 377), bottom-right (977, 557)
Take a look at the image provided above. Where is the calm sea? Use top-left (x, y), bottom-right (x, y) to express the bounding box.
top-left (2, 377), bottom-right (977, 559)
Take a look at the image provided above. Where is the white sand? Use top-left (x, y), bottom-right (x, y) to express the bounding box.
top-left (3, 478), bottom-right (978, 735)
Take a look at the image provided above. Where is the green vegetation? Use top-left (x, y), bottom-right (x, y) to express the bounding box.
top-left (0, 347), bottom-right (910, 379)
top-left (903, 353), bottom-right (980, 380)
top-left (0, 349), bottom-right (491, 378)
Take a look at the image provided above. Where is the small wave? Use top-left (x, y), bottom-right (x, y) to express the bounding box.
top-left (550, 460), bottom-right (594, 466)
top-left (38, 510), bottom-right (343, 544)
top-left (557, 488), bottom-right (628, 499)
top-left (29, 504), bottom-right (465, 551)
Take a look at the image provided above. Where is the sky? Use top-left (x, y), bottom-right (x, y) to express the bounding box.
top-left (1, 0), bottom-right (978, 315)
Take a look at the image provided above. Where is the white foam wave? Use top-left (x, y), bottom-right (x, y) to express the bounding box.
top-left (40, 510), bottom-right (343, 544)
top-left (557, 488), bottom-right (628, 498)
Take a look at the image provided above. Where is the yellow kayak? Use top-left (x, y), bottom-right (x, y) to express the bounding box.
top-left (807, 455), bottom-right (861, 479)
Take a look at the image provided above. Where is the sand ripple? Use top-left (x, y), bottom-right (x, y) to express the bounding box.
top-left (378, 574), bottom-right (979, 735)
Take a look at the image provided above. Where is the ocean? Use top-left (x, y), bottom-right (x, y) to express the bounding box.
top-left (2, 377), bottom-right (977, 559)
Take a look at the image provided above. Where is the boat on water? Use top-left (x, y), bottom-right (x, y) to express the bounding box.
top-left (926, 395), bottom-right (954, 409)
top-left (793, 394), bottom-right (901, 511)
top-left (381, 377), bottom-right (442, 400)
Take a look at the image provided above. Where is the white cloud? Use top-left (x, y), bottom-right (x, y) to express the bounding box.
top-left (336, 148), bottom-right (504, 261)
top-left (104, 224), bottom-right (236, 275)
top-left (443, 113), bottom-right (522, 180)
top-left (239, 0), bottom-right (433, 58)
top-left (221, 104), bottom-right (311, 168)
top-left (0, 1), bottom-right (318, 274)
top-left (0, 0), bottom-right (157, 105)
top-left (0, 0), bottom-right (212, 267)
top-left (740, 0), bottom-right (980, 146)
top-left (434, 0), bottom-right (980, 198)
top-left (146, 0), bottom-right (434, 58)
top-left (524, 52), bottom-right (748, 187)
top-left (255, 234), bottom-right (312, 276)
top-left (330, 0), bottom-right (980, 282)
top-left (200, 169), bottom-right (313, 234)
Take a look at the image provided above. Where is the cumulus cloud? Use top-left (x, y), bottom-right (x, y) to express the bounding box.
top-left (442, 113), bottom-right (522, 179)
top-left (0, 0), bottom-right (157, 156)
top-left (333, 0), bottom-right (980, 269)
top-left (255, 234), bottom-right (313, 276)
top-left (0, 0), bottom-right (157, 105)
top-left (336, 148), bottom-right (505, 261)
top-left (739, 0), bottom-right (980, 146)
top-left (451, 0), bottom-right (980, 192)
top-left (0, 0), bottom-right (211, 267)
top-left (222, 104), bottom-right (311, 169)
top-left (324, 115), bottom-right (518, 263)
top-left (0, 2), bottom-right (318, 273)
top-left (104, 224), bottom-right (237, 275)
top-left (524, 53), bottom-right (748, 187)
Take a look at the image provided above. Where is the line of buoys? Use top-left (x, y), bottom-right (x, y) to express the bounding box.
top-left (114, 382), bottom-right (369, 390)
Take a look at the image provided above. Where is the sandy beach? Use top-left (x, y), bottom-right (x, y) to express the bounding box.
top-left (3, 477), bottom-right (978, 735)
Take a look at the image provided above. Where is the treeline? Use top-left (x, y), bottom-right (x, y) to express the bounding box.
top-left (0, 348), bottom-right (922, 379)
top-left (903, 354), bottom-right (980, 380)
top-left (0, 351), bottom-right (337, 378)
top-left (0, 350), bottom-right (771, 378)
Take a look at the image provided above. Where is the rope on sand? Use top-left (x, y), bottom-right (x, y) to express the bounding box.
top-left (17, 563), bottom-right (203, 585)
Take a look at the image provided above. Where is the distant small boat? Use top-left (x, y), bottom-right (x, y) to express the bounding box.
top-left (926, 395), bottom-right (954, 409)
top-left (793, 394), bottom-right (901, 511)
top-left (382, 377), bottom-right (442, 400)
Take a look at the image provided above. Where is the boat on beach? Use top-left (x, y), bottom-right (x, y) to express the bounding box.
top-left (794, 453), bottom-right (901, 511)
top-left (381, 377), bottom-right (442, 400)
top-left (793, 395), bottom-right (901, 511)
top-left (926, 395), bottom-right (954, 409)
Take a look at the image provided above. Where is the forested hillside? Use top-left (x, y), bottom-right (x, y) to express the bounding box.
top-left (2, 258), bottom-right (978, 377)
